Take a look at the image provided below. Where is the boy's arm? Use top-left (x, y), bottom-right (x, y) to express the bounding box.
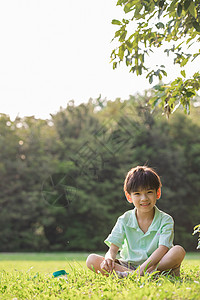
top-left (100, 243), bottom-right (119, 273)
top-left (139, 245), bottom-right (168, 275)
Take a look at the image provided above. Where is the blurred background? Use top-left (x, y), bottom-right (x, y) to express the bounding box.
top-left (0, 94), bottom-right (200, 252)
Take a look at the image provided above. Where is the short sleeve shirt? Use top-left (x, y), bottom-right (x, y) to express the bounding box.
top-left (104, 206), bottom-right (174, 268)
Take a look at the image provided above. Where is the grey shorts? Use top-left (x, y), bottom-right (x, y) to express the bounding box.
top-left (115, 259), bottom-right (136, 270)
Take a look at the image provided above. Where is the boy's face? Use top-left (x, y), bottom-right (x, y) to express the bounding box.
top-left (128, 188), bottom-right (157, 213)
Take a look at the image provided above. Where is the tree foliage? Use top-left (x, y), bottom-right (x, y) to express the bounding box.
top-left (193, 224), bottom-right (200, 249)
top-left (0, 96), bottom-right (200, 252)
top-left (111, 0), bottom-right (200, 117)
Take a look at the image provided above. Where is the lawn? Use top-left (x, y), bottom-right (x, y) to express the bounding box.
top-left (0, 252), bottom-right (200, 299)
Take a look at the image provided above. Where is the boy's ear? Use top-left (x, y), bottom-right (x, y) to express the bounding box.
top-left (125, 191), bottom-right (132, 203)
top-left (156, 187), bottom-right (161, 199)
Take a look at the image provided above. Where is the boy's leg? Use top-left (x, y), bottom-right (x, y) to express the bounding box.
top-left (86, 254), bottom-right (131, 276)
top-left (152, 245), bottom-right (186, 276)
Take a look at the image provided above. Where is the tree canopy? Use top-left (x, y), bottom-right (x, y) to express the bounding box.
top-left (111, 0), bottom-right (200, 117)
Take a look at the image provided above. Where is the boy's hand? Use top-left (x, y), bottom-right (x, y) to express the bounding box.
top-left (100, 258), bottom-right (115, 273)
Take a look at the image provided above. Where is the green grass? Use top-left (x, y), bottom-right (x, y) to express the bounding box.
top-left (0, 252), bottom-right (200, 299)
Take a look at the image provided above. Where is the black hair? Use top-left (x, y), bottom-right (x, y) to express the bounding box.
top-left (124, 166), bottom-right (162, 194)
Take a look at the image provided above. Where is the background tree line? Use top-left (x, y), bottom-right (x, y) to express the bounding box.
top-left (0, 92), bottom-right (200, 252)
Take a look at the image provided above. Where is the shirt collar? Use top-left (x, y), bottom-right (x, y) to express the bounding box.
top-left (126, 208), bottom-right (138, 228)
top-left (126, 206), bottom-right (160, 231)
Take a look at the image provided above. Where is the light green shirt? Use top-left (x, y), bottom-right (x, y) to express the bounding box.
top-left (104, 206), bottom-right (174, 268)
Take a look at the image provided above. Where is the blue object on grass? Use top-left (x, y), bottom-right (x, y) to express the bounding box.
top-left (53, 270), bottom-right (68, 277)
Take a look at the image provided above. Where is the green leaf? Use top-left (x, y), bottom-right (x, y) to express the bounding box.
top-left (117, 0), bottom-right (127, 6)
top-left (158, 0), bottom-right (165, 8)
top-left (119, 30), bottom-right (127, 42)
top-left (153, 84), bottom-right (165, 91)
top-left (125, 40), bottom-right (133, 49)
top-left (130, 66), bottom-right (136, 73)
top-left (156, 22), bottom-right (165, 29)
top-left (177, 3), bottom-right (182, 17)
top-left (133, 3), bottom-right (143, 18)
top-left (171, 101), bottom-right (181, 113)
top-left (124, 1), bottom-right (137, 13)
top-left (112, 19), bottom-right (122, 26)
top-left (180, 58), bottom-right (189, 67)
top-left (192, 21), bottom-right (200, 32)
top-left (161, 69), bottom-right (167, 76)
top-left (149, 75), bottom-right (153, 84)
top-left (184, 0), bottom-right (191, 11)
top-left (149, 96), bottom-right (161, 108)
top-left (122, 18), bottom-right (129, 24)
top-left (193, 224), bottom-right (200, 231)
top-left (113, 62), bottom-right (117, 70)
top-left (118, 45), bottom-right (125, 60)
top-left (168, 0), bottom-right (179, 12)
top-left (186, 91), bottom-right (195, 97)
top-left (139, 54), bottom-right (144, 63)
top-left (181, 70), bottom-right (186, 78)
top-left (175, 41), bottom-right (184, 50)
top-left (188, 1), bottom-right (197, 18)
top-left (192, 53), bottom-right (200, 61)
top-left (114, 30), bottom-right (122, 38)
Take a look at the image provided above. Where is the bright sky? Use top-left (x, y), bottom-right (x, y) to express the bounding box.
top-left (0, 1), bottom-right (199, 120)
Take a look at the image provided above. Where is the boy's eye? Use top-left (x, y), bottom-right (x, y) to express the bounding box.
top-left (134, 192), bottom-right (140, 195)
top-left (147, 191), bottom-right (153, 194)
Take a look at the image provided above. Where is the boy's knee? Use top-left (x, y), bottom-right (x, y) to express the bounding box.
top-left (86, 253), bottom-right (105, 272)
top-left (174, 245), bottom-right (186, 257)
top-left (86, 253), bottom-right (97, 269)
top-left (173, 245), bottom-right (186, 262)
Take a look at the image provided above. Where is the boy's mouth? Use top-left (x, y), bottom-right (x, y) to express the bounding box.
top-left (140, 203), bottom-right (150, 207)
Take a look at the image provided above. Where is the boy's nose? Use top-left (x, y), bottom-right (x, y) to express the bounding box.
top-left (141, 193), bottom-right (147, 200)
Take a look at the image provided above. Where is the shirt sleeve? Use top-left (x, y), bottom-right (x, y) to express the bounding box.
top-left (159, 215), bottom-right (174, 249)
top-left (104, 216), bottom-right (125, 249)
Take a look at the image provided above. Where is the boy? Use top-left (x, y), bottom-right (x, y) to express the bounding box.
top-left (86, 166), bottom-right (185, 277)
